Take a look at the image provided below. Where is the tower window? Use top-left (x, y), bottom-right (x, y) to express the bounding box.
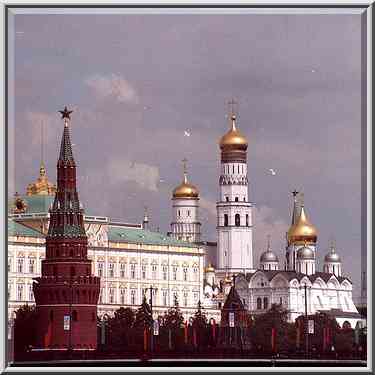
top-left (243, 197), bottom-right (246, 202)
top-left (238, 165), bottom-right (240, 173)
top-left (235, 214), bottom-right (240, 226)
top-left (178, 210), bottom-right (181, 217)
top-left (225, 197), bottom-right (229, 202)
top-left (187, 210), bottom-right (190, 217)
top-left (224, 214), bottom-right (229, 227)
top-left (256, 297), bottom-right (262, 310)
top-left (246, 214), bottom-right (249, 227)
top-left (235, 197), bottom-right (239, 202)
top-left (232, 165), bottom-right (235, 173)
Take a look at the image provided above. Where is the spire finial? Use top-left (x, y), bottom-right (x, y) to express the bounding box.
top-left (266, 234), bottom-right (271, 251)
top-left (39, 121), bottom-right (46, 177)
top-left (329, 237), bottom-right (336, 253)
top-left (182, 157), bottom-right (188, 184)
top-left (227, 98), bottom-right (237, 130)
top-left (292, 190), bottom-right (299, 200)
top-left (143, 206), bottom-right (149, 221)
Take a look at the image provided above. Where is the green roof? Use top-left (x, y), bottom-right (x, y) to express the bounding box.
top-left (8, 219), bottom-right (44, 238)
top-left (108, 226), bottom-right (197, 248)
top-left (8, 194), bottom-right (54, 215)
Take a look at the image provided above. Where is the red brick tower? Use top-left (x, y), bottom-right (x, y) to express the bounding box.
top-left (33, 107), bottom-right (100, 350)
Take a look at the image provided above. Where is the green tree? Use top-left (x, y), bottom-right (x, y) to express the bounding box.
top-left (108, 307), bottom-right (135, 348)
top-left (192, 300), bottom-right (209, 348)
top-left (14, 304), bottom-right (37, 358)
top-left (250, 303), bottom-right (295, 354)
top-left (164, 295), bottom-right (184, 331)
top-left (134, 295), bottom-right (153, 329)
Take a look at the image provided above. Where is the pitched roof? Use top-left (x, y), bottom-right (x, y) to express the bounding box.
top-left (59, 124), bottom-right (75, 163)
top-left (8, 219), bottom-right (44, 238)
top-left (223, 286), bottom-right (245, 310)
top-left (108, 226), bottom-right (198, 248)
top-left (8, 194), bottom-right (54, 215)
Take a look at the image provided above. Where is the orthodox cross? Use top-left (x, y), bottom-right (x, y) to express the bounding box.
top-left (266, 234), bottom-right (271, 251)
top-left (228, 98), bottom-right (237, 117)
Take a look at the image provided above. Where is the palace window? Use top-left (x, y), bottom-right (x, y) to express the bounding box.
top-left (130, 290), bottom-right (136, 305)
top-left (172, 266), bottom-right (178, 281)
top-left (183, 292), bottom-right (188, 307)
top-left (29, 285), bottom-right (33, 301)
top-left (162, 266), bottom-right (168, 281)
top-left (152, 265), bottom-right (157, 279)
top-left (263, 297), bottom-right (269, 310)
top-left (225, 197), bottom-right (229, 202)
top-left (235, 197), bottom-right (239, 202)
top-left (108, 263), bottom-right (115, 278)
top-left (162, 290), bottom-right (168, 306)
top-left (130, 264), bottom-right (136, 279)
top-left (224, 214), bottom-right (228, 227)
top-left (97, 262), bottom-right (104, 277)
top-left (173, 291), bottom-right (178, 305)
top-left (8, 285), bottom-right (11, 300)
top-left (120, 289), bottom-right (126, 305)
top-left (8, 258), bottom-right (12, 272)
top-left (235, 214), bottom-right (240, 226)
top-left (17, 284), bottom-right (23, 301)
top-left (17, 258), bottom-right (24, 273)
top-left (256, 297), bottom-right (262, 310)
top-left (183, 267), bottom-right (188, 281)
top-left (120, 263), bottom-right (126, 278)
top-left (142, 265), bottom-right (147, 279)
top-left (109, 288), bottom-right (115, 304)
top-left (29, 259), bottom-right (35, 274)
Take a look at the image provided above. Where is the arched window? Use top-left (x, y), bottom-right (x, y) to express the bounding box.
top-left (224, 214), bottom-right (229, 227)
top-left (235, 214), bottom-right (240, 226)
top-left (256, 297), bottom-right (262, 310)
top-left (235, 197), bottom-right (239, 202)
top-left (72, 310), bottom-right (78, 322)
top-left (246, 214), bottom-right (249, 227)
top-left (263, 297), bottom-right (269, 310)
top-left (225, 197), bottom-right (229, 202)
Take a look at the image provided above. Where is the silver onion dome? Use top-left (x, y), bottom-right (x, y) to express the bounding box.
top-left (260, 250), bottom-right (279, 263)
top-left (324, 249), bottom-right (341, 263)
top-left (296, 246), bottom-right (315, 260)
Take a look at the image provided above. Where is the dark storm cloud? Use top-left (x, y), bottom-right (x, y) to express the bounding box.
top-left (9, 11), bottom-right (363, 296)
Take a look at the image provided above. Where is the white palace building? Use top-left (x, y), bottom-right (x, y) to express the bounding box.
top-left (8, 107), bottom-right (360, 328)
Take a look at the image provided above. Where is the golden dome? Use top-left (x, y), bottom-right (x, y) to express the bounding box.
top-left (205, 263), bottom-right (215, 273)
top-left (26, 163), bottom-right (57, 196)
top-left (287, 205), bottom-right (317, 245)
top-left (219, 114), bottom-right (248, 151)
top-left (224, 274), bottom-right (232, 284)
top-left (172, 159), bottom-right (199, 199)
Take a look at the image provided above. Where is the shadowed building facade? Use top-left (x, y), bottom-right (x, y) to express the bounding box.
top-left (33, 108), bottom-right (100, 350)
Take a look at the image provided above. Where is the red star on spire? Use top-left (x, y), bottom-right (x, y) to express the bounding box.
top-left (58, 106), bottom-right (73, 120)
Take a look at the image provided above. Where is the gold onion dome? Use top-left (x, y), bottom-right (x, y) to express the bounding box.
top-left (172, 159), bottom-right (199, 199)
top-left (219, 114), bottom-right (248, 151)
top-left (287, 204), bottom-right (317, 245)
top-left (205, 263), bottom-right (215, 273)
top-left (26, 163), bottom-right (57, 196)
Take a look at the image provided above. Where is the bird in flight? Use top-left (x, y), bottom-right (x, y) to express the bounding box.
top-left (184, 130), bottom-right (191, 137)
top-left (269, 169), bottom-right (276, 176)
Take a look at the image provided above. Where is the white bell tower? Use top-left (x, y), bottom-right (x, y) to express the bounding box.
top-left (217, 102), bottom-right (253, 273)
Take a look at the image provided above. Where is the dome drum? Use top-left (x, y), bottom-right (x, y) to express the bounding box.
top-left (221, 150), bottom-right (247, 163)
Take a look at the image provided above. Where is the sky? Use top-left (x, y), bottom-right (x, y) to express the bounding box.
top-left (8, 10), bottom-right (364, 297)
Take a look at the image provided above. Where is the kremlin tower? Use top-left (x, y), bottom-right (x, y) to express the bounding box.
top-left (170, 158), bottom-right (201, 242)
top-left (33, 107), bottom-right (100, 350)
top-left (216, 102), bottom-right (253, 273)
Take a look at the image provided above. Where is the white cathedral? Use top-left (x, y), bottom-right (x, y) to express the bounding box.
top-left (169, 109), bottom-right (360, 328)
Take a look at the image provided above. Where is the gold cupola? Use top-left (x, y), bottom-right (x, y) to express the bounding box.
top-left (287, 193), bottom-right (317, 245)
top-left (219, 113), bottom-right (248, 152)
top-left (204, 263), bottom-right (215, 273)
top-left (172, 158), bottom-right (199, 199)
top-left (26, 163), bottom-right (57, 196)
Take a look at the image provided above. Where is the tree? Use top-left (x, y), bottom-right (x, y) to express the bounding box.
top-left (108, 307), bottom-right (135, 348)
top-left (163, 295), bottom-right (184, 331)
top-left (14, 304), bottom-right (37, 359)
top-left (250, 303), bottom-right (295, 354)
top-left (192, 301), bottom-right (209, 349)
top-left (134, 295), bottom-right (153, 329)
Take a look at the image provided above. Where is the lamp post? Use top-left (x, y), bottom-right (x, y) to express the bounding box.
top-left (299, 283), bottom-right (311, 358)
top-left (145, 285), bottom-right (158, 353)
